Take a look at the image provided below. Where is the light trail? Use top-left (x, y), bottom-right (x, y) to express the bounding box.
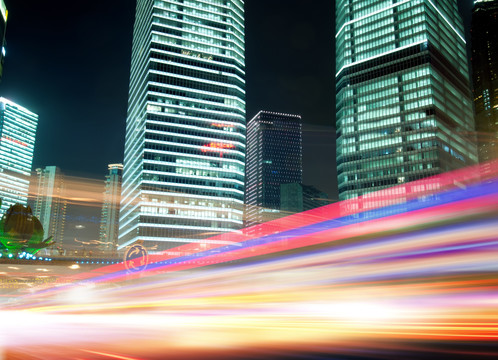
top-left (2, 162), bottom-right (498, 359)
top-left (19, 162), bottom-right (498, 294)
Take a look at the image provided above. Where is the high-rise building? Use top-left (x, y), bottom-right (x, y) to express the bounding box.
top-left (0, 0), bottom-right (7, 81)
top-left (99, 163), bottom-right (123, 254)
top-left (32, 166), bottom-right (67, 248)
top-left (245, 111), bottom-right (302, 227)
top-left (472, 0), bottom-right (498, 163)
top-left (0, 98), bottom-right (38, 215)
top-left (280, 183), bottom-right (329, 215)
top-left (119, 0), bottom-right (245, 251)
top-left (335, 0), bottom-right (477, 201)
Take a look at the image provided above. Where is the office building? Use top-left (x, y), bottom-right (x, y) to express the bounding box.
top-left (0, 97), bottom-right (38, 215)
top-left (119, 0), bottom-right (245, 251)
top-left (280, 183), bottom-right (329, 215)
top-left (0, 0), bottom-right (7, 81)
top-left (32, 166), bottom-right (67, 248)
top-left (336, 0), bottom-right (477, 201)
top-left (472, 0), bottom-right (498, 163)
top-left (245, 111), bottom-right (302, 227)
top-left (99, 163), bottom-right (123, 254)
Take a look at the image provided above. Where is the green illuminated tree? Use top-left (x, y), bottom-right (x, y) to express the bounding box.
top-left (0, 202), bottom-right (55, 255)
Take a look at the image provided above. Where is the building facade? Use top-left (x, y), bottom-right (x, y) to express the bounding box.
top-left (280, 183), bottom-right (329, 215)
top-left (336, 0), bottom-right (477, 201)
top-left (99, 163), bottom-right (123, 254)
top-left (32, 166), bottom-right (67, 248)
top-left (119, 0), bottom-right (245, 251)
top-left (0, 98), bottom-right (38, 215)
top-left (245, 111), bottom-right (302, 227)
top-left (472, 0), bottom-right (498, 163)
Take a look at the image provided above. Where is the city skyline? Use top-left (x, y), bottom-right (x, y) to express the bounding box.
top-left (0, 0), bottom-right (478, 247)
top-left (2, 2), bottom-right (498, 358)
top-left (0, 0), bottom-right (339, 198)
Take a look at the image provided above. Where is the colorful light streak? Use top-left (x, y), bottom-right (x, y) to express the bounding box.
top-left (2, 162), bottom-right (498, 359)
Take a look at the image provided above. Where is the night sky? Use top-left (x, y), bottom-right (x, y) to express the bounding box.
top-left (0, 0), bottom-right (475, 202)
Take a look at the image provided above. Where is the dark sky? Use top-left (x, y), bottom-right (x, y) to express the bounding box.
top-left (0, 0), bottom-right (474, 200)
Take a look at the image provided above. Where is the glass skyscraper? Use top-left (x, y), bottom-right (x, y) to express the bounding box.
top-left (0, 98), bottom-right (38, 214)
top-left (119, 0), bottom-right (245, 251)
top-left (336, 0), bottom-right (477, 201)
top-left (245, 111), bottom-right (302, 227)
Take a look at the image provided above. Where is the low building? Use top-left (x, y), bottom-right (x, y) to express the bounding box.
top-left (32, 166), bottom-right (67, 250)
top-left (99, 163), bottom-right (123, 255)
top-left (280, 183), bottom-right (329, 215)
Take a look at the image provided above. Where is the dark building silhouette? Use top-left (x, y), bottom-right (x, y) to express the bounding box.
top-left (245, 111), bottom-right (302, 227)
top-left (280, 183), bottom-right (329, 215)
top-left (472, 0), bottom-right (498, 163)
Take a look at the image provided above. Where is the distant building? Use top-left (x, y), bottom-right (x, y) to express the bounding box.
top-left (0, 98), bottom-right (38, 215)
top-left (32, 166), bottom-right (67, 248)
top-left (99, 164), bottom-right (123, 254)
top-left (280, 183), bottom-right (329, 215)
top-left (335, 0), bottom-right (477, 201)
top-left (245, 111), bottom-right (302, 227)
top-left (472, 0), bottom-right (498, 163)
top-left (0, 0), bottom-right (7, 81)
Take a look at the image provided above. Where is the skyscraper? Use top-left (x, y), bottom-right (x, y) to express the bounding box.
top-left (336, 0), bottom-right (477, 201)
top-left (0, 97), bottom-right (38, 215)
top-left (32, 166), bottom-right (67, 249)
top-left (119, 0), bottom-right (245, 251)
top-left (245, 111), bottom-right (302, 227)
top-left (472, 0), bottom-right (498, 163)
top-left (99, 163), bottom-right (123, 254)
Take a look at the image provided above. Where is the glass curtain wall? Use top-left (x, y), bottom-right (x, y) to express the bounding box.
top-left (336, 0), bottom-right (477, 202)
top-left (0, 98), bottom-right (38, 215)
top-left (119, 0), bottom-right (245, 251)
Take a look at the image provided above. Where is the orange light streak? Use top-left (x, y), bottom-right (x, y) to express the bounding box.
top-left (79, 349), bottom-right (142, 360)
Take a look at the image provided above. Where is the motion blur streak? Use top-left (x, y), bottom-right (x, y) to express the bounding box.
top-left (23, 162), bottom-right (498, 291)
top-left (2, 164), bottom-right (498, 359)
top-left (79, 349), bottom-right (143, 360)
top-left (28, 175), bottom-right (106, 208)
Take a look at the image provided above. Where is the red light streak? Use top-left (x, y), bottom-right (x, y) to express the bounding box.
top-left (19, 161), bottom-right (498, 295)
top-left (113, 192), bottom-right (498, 282)
top-left (65, 189), bottom-right (498, 286)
